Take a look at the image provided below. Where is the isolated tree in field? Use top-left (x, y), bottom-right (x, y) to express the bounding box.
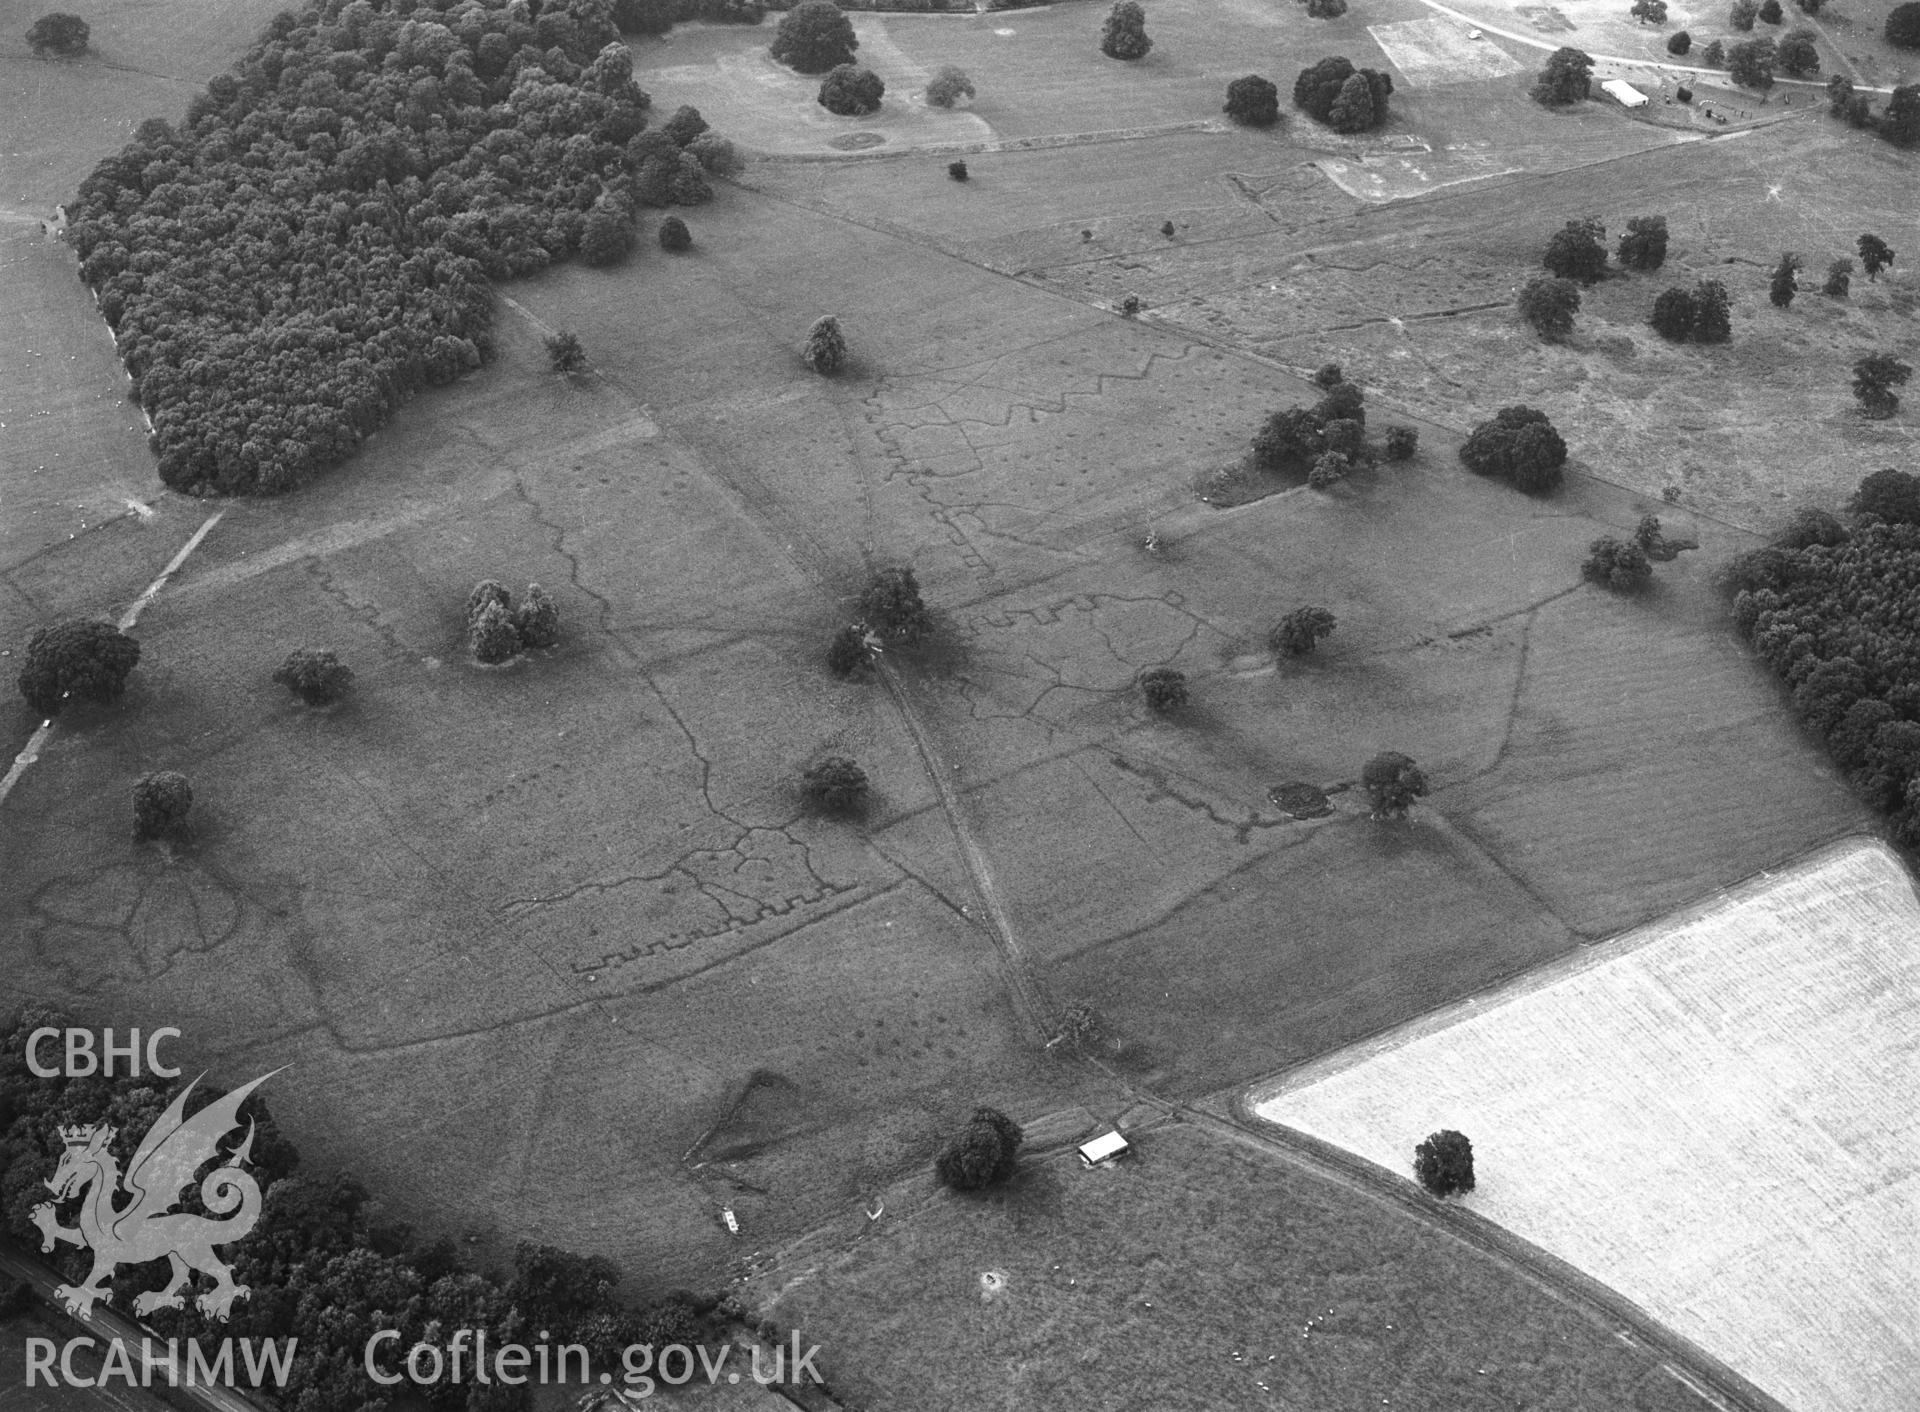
top-left (546, 331), bottom-right (587, 374)
top-left (1823, 259), bottom-right (1852, 297)
top-left (1730, 0), bottom-right (1759, 28)
top-left (1253, 406), bottom-right (1327, 468)
top-left (1270, 607), bottom-right (1338, 658)
top-left (18, 621), bottom-right (140, 716)
top-left (1307, 0), bottom-right (1350, 18)
top-left (1543, 219), bottom-right (1608, 284)
top-left (819, 64), bottom-right (885, 115)
top-left (26, 13), bottom-right (88, 56)
top-left (771, 0), bottom-right (857, 72)
top-left (1881, 84), bottom-right (1920, 146)
top-left (1616, 215), bottom-right (1669, 271)
top-left (1667, 29), bottom-right (1691, 54)
top-left (469, 599), bottom-right (522, 664)
top-left (1630, 0), bottom-right (1668, 23)
top-left (1768, 253), bottom-right (1802, 307)
top-left (273, 648), bottom-right (353, 706)
top-left (1362, 751), bottom-right (1428, 817)
top-left (1857, 234), bottom-right (1894, 281)
top-left (514, 585), bottom-right (561, 649)
top-left (1777, 27), bottom-right (1819, 75)
top-left (1795, 0), bottom-right (1826, 12)
top-left (935, 1107), bottom-right (1023, 1191)
top-left (803, 315), bottom-right (847, 374)
top-left (948, 160), bottom-right (969, 181)
top-left (1532, 47), bottom-right (1594, 106)
top-left (658, 216), bottom-right (692, 252)
top-left (1384, 425), bottom-right (1418, 461)
top-left (1850, 467), bottom-right (1920, 524)
top-left (1853, 353), bottom-right (1912, 418)
top-left (132, 772), bottom-right (193, 841)
top-left (1583, 536), bottom-right (1654, 591)
top-left (1224, 75), bottom-right (1282, 126)
top-left (1890, 0), bottom-right (1920, 46)
top-left (859, 564), bottom-right (931, 641)
top-left (1518, 277), bottom-right (1580, 342)
top-left (1758, 0), bottom-right (1783, 20)
top-left (1120, 293), bottom-right (1143, 315)
top-left (1459, 405), bottom-right (1568, 494)
top-left (1100, 2), bottom-right (1152, 60)
top-left (803, 756), bottom-right (869, 812)
top-left (1702, 38), bottom-right (1726, 66)
top-left (1414, 1130), bottom-right (1475, 1197)
top-left (1691, 278), bottom-right (1732, 342)
top-left (1650, 287), bottom-right (1696, 340)
top-left (1728, 37), bottom-right (1776, 90)
top-left (925, 65), bottom-right (975, 107)
top-left (1140, 666), bottom-right (1188, 712)
top-left (1308, 450), bottom-right (1351, 488)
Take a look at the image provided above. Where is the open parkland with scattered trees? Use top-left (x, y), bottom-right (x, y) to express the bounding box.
top-left (0, 0), bottom-right (1915, 1407)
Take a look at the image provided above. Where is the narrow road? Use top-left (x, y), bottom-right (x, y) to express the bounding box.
top-left (0, 1240), bottom-right (274, 1412)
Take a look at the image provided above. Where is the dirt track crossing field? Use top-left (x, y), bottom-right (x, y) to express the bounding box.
top-left (1249, 837), bottom-right (1920, 1412)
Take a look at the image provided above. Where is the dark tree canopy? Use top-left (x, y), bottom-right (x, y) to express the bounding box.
top-left (1691, 278), bottom-right (1733, 343)
top-left (27, 12), bottom-right (89, 56)
top-left (1270, 607), bottom-right (1338, 657)
top-left (1852, 353), bottom-right (1912, 418)
top-left (1308, 450), bottom-right (1352, 489)
top-left (1882, 84), bottom-right (1920, 146)
top-left (1759, 0), bottom-right (1783, 19)
top-left (771, 0), bottom-right (858, 72)
top-left (1667, 29), bottom-right (1691, 54)
top-left (580, 198), bottom-right (637, 267)
top-left (273, 648), bottom-right (353, 706)
top-left (132, 771), bottom-right (194, 840)
top-left (803, 314), bottom-right (847, 374)
top-left (1459, 405), bottom-right (1569, 494)
top-left (1252, 405), bottom-right (1327, 468)
top-left (547, 331), bottom-right (588, 375)
top-left (1140, 666), bottom-right (1189, 712)
top-left (1857, 234), bottom-right (1895, 281)
top-left (859, 564), bottom-right (931, 641)
top-left (1850, 468), bottom-right (1920, 525)
top-left (1224, 74), bottom-right (1282, 126)
top-left (1362, 751), bottom-right (1429, 817)
top-left (1518, 276), bottom-right (1580, 342)
top-left (1731, 0), bottom-right (1760, 27)
top-left (1651, 287), bottom-right (1696, 340)
top-left (1293, 59), bottom-right (1392, 129)
top-left (803, 756), bottom-right (869, 812)
top-left (18, 620), bottom-right (140, 716)
top-left (925, 65), bottom-right (975, 108)
top-left (658, 215), bottom-right (692, 251)
top-left (1415, 1130), bottom-right (1475, 1197)
top-left (817, 64), bottom-right (885, 116)
top-left (1542, 218), bottom-right (1608, 284)
top-left (1306, 0), bottom-right (1349, 16)
top-left (1100, 1), bottom-right (1152, 60)
top-left (1702, 38), bottom-right (1726, 65)
top-left (1769, 252), bottom-right (1802, 308)
top-left (1630, 0), bottom-right (1668, 22)
top-left (61, 6), bottom-right (688, 497)
top-left (1728, 36), bottom-right (1776, 89)
top-left (935, 1108), bottom-right (1023, 1191)
top-left (1583, 536), bottom-right (1655, 592)
top-left (1532, 46), bottom-right (1594, 105)
top-left (1384, 425), bottom-right (1418, 461)
top-left (1616, 215), bottom-right (1669, 271)
top-left (1891, 0), bottom-right (1920, 46)
top-left (1822, 259), bottom-right (1852, 297)
top-left (1777, 26), bottom-right (1819, 75)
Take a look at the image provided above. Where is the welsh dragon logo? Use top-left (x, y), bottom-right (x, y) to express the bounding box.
top-left (30, 1069), bottom-right (279, 1322)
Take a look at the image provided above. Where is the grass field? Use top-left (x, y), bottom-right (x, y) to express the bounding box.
top-left (0, 0), bottom-right (1905, 1401)
top-left (757, 1118), bottom-right (1726, 1411)
top-left (1249, 837), bottom-right (1920, 1412)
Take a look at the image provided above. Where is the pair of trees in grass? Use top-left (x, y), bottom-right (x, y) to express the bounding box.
top-left (466, 581), bottom-right (562, 665)
top-left (1583, 515), bottom-right (1698, 594)
top-left (1649, 280), bottom-right (1734, 344)
top-left (1294, 57), bottom-right (1394, 133)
